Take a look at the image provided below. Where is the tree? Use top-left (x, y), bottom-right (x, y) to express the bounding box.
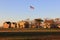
top-left (34, 18), bottom-right (43, 28)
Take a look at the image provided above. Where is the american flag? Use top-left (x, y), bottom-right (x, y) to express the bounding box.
top-left (30, 5), bottom-right (34, 10)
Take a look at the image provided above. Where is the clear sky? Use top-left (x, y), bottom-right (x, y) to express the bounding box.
top-left (0, 0), bottom-right (60, 26)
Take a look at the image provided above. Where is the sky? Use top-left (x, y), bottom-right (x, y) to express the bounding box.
top-left (0, 0), bottom-right (60, 26)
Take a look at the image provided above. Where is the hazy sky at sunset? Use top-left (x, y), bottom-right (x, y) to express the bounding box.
top-left (0, 0), bottom-right (60, 26)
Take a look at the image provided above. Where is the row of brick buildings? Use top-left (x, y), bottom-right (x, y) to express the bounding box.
top-left (3, 20), bottom-right (30, 28)
top-left (3, 21), bottom-right (17, 28)
top-left (2, 18), bottom-right (60, 29)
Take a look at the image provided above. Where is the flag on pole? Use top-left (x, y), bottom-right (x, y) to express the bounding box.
top-left (30, 5), bottom-right (34, 10)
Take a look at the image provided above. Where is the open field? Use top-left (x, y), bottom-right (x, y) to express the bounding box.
top-left (0, 34), bottom-right (60, 40)
top-left (0, 28), bottom-right (60, 40)
top-left (0, 28), bottom-right (60, 32)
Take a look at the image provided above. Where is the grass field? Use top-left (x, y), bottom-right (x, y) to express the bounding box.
top-left (0, 35), bottom-right (60, 40)
top-left (0, 28), bottom-right (60, 40)
top-left (0, 28), bottom-right (60, 32)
